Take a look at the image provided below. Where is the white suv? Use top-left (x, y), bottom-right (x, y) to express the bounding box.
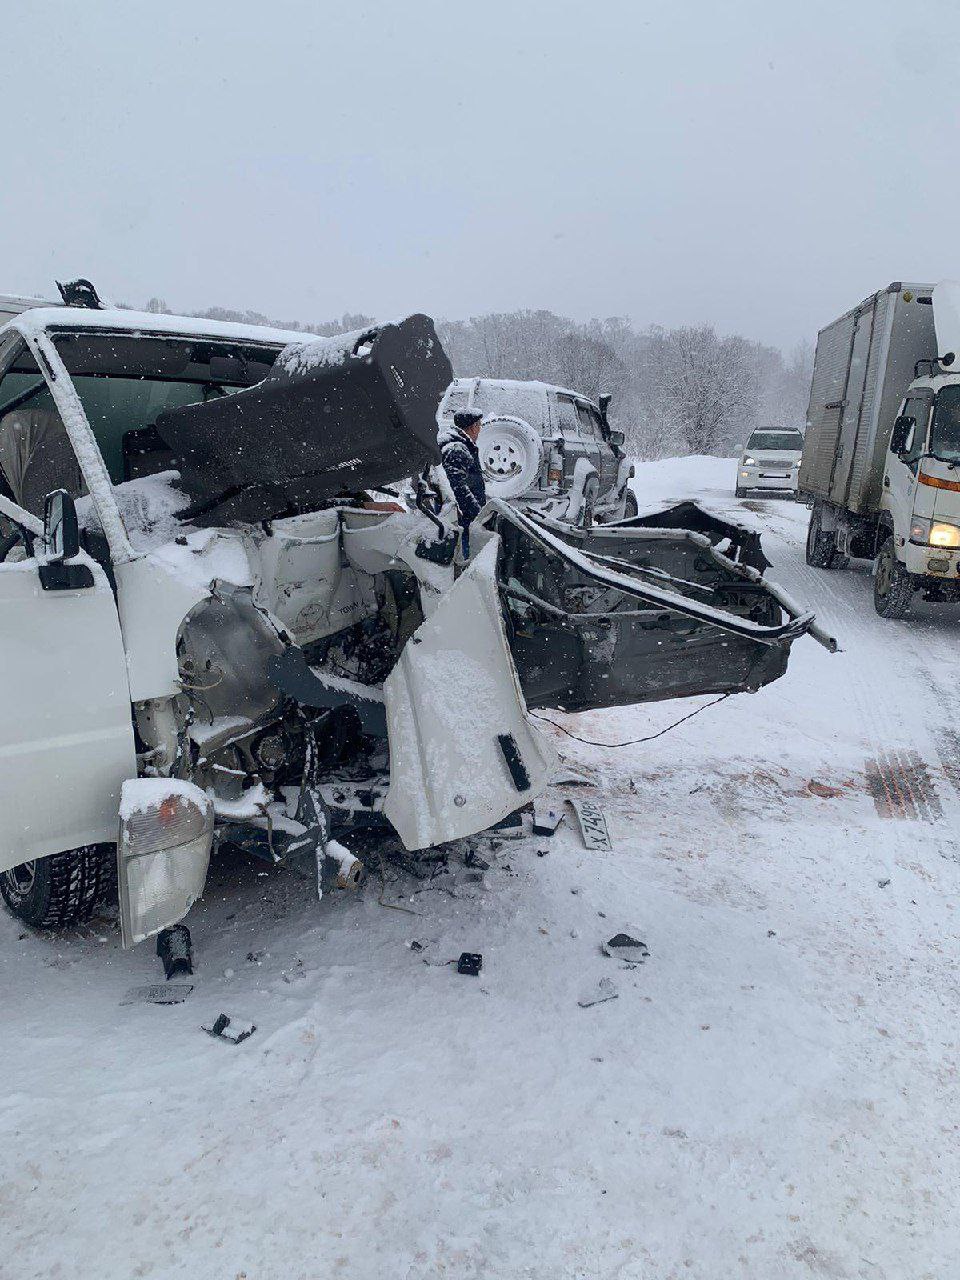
top-left (736, 428), bottom-right (804, 498)
top-left (438, 378), bottom-right (636, 525)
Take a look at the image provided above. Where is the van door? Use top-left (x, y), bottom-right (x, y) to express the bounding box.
top-left (0, 517), bottom-right (137, 871)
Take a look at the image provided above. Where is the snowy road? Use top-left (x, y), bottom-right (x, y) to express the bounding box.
top-left (2, 457), bottom-right (959, 1280)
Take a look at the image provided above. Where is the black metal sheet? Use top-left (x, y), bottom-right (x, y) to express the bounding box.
top-left (156, 314), bottom-right (452, 522)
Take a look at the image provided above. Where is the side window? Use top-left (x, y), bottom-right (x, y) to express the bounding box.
top-left (901, 396), bottom-right (930, 466)
top-left (555, 396), bottom-right (579, 436)
top-left (576, 403), bottom-right (602, 440)
top-left (0, 362), bottom-right (86, 518)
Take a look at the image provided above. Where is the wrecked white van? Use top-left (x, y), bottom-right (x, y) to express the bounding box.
top-left (0, 303), bottom-right (830, 948)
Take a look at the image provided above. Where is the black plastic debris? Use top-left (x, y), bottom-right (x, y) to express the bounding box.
top-left (878, 878), bottom-right (891, 889)
top-left (121, 984), bottom-right (193, 1006)
top-left (601, 933), bottom-right (649, 965)
top-left (532, 803), bottom-right (563, 836)
top-left (457, 952), bottom-right (483, 976)
top-left (157, 925), bottom-right (193, 980)
top-left (464, 850), bottom-right (490, 871)
top-left (491, 812), bottom-right (523, 832)
top-left (202, 1014), bottom-right (257, 1044)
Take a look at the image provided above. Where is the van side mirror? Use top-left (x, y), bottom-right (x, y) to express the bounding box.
top-left (39, 490), bottom-right (92, 591)
top-left (891, 415), bottom-right (914, 455)
top-left (43, 489), bottom-right (80, 562)
top-left (608, 429), bottom-right (626, 447)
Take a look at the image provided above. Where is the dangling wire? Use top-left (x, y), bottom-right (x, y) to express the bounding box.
top-left (529, 692), bottom-right (732, 748)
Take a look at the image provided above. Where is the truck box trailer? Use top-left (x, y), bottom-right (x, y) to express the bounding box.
top-left (800, 281), bottom-right (960, 618)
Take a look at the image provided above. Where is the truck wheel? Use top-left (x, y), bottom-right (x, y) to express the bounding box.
top-left (805, 502), bottom-right (846, 569)
top-left (622, 490), bottom-right (639, 520)
top-left (0, 845), bottom-right (116, 930)
top-left (873, 538), bottom-right (914, 619)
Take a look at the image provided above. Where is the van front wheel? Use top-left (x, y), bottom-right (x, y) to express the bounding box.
top-left (0, 845), bottom-right (116, 930)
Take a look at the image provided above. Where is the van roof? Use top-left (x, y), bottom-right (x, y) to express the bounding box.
top-left (4, 305), bottom-right (321, 349)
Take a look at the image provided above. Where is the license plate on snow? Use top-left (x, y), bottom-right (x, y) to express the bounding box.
top-left (568, 798), bottom-right (613, 851)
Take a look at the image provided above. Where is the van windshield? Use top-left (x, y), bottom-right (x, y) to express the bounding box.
top-left (931, 386), bottom-right (960, 463)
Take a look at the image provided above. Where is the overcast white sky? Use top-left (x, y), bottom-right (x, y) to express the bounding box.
top-left (5, 0), bottom-right (959, 348)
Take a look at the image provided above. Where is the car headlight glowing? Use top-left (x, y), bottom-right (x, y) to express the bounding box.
top-left (743, 456), bottom-right (756, 466)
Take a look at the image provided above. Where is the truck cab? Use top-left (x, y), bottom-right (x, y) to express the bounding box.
top-left (801, 280), bottom-right (960, 618)
top-left (880, 373), bottom-right (960, 591)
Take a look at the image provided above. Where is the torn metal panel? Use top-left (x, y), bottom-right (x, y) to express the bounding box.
top-left (601, 499), bottom-right (771, 572)
top-left (490, 502), bottom-right (822, 712)
top-left (382, 539), bottom-right (558, 850)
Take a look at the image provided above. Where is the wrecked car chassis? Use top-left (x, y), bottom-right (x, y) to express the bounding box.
top-left (0, 307), bottom-right (831, 949)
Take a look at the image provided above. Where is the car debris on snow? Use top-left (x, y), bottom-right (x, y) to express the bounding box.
top-left (202, 1014), bottom-right (257, 1044)
top-left (156, 924), bottom-right (193, 979)
top-left (567, 798), bottom-right (614, 851)
top-left (601, 933), bottom-right (650, 965)
top-left (532, 801), bottom-right (564, 835)
top-left (457, 952), bottom-right (483, 976)
top-left (578, 977), bottom-right (619, 1007)
top-left (120, 984), bottom-right (194, 1006)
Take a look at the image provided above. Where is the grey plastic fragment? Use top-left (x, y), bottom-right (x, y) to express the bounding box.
top-left (121, 984), bottom-right (194, 1006)
top-left (578, 977), bottom-right (618, 1008)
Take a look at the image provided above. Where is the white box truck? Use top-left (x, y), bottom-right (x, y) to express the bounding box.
top-left (800, 280), bottom-right (960, 618)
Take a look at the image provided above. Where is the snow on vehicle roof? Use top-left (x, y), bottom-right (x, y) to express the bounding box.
top-left (275, 318), bottom-right (423, 377)
top-left (6, 305), bottom-right (321, 349)
top-left (447, 376), bottom-right (595, 403)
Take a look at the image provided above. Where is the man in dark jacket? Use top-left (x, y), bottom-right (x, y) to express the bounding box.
top-left (438, 408), bottom-right (487, 557)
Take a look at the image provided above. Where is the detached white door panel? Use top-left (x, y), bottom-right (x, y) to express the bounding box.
top-left (382, 538), bottom-right (557, 849)
top-left (0, 554), bottom-right (136, 871)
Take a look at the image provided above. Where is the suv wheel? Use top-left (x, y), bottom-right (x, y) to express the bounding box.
top-left (1, 845), bottom-right (116, 930)
top-left (874, 537), bottom-right (914, 619)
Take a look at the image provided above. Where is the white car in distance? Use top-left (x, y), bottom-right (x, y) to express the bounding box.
top-left (736, 427), bottom-right (804, 498)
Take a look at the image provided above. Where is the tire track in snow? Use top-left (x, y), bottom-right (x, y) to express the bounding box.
top-left (756, 513), bottom-right (952, 825)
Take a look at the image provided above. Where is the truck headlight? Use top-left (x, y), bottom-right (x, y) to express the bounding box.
top-left (929, 521), bottom-right (960, 548)
top-left (743, 456), bottom-right (756, 466)
top-left (910, 517), bottom-right (960, 548)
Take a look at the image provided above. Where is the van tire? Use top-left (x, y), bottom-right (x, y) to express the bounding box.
top-left (805, 501), bottom-right (846, 569)
top-left (0, 845), bottom-right (116, 930)
top-left (873, 537), bottom-right (914, 620)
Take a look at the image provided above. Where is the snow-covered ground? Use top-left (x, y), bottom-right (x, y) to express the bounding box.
top-left (3, 456), bottom-right (959, 1279)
